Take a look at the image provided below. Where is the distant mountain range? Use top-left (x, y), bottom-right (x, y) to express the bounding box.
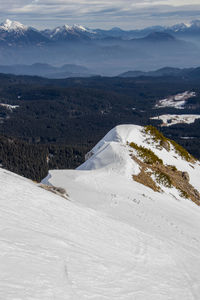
top-left (0, 19), bottom-right (49, 46)
top-left (119, 67), bottom-right (200, 79)
top-left (0, 19), bottom-right (200, 75)
top-left (0, 63), bottom-right (94, 78)
top-left (1, 64), bottom-right (200, 80)
top-left (1, 19), bottom-right (200, 44)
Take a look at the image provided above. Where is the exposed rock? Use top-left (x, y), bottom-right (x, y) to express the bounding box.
top-left (54, 187), bottom-right (66, 195)
top-left (182, 171), bottom-right (190, 182)
top-left (85, 151), bottom-right (94, 161)
top-left (131, 152), bottom-right (200, 206)
top-left (39, 184), bottom-right (68, 199)
top-left (160, 140), bottom-right (170, 151)
top-left (194, 189), bottom-right (200, 198)
top-left (133, 168), bottom-right (160, 192)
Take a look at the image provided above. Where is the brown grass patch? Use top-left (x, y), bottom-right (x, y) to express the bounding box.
top-left (39, 184), bottom-right (69, 199)
top-left (131, 154), bottom-right (200, 206)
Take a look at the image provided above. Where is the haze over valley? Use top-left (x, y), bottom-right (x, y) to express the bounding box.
top-left (0, 19), bottom-right (200, 75)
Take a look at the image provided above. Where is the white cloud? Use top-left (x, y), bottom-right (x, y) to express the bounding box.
top-left (0, 0), bottom-right (200, 29)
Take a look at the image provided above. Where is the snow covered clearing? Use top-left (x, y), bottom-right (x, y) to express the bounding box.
top-left (151, 114), bottom-right (200, 126)
top-left (0, 103), bottom-right (19, 111)
top-left (155, 91), bottom-right (196, 109)
top-left (1, 125), bottom-right (200, 299)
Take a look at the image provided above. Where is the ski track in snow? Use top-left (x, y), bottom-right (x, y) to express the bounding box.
top-left (1, 125), bottom-right (200, 299)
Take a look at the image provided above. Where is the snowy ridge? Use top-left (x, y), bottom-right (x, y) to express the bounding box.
top-left (52, 24), bottom-right (89, 34)
top-left (72, 24), bottom-right (88, 32)
top-left (163, 20), bottom-right (200, 32)
top-left (1, 18), bottom-right (200, 40)
top-left (76, 125), bottom-right (200, 192)
top-left (1, 124), bottom-right (200, 299)
top-left (80, 125), bottom-right (141, 177)
top-left (48, 24), bottom-right (94, 40)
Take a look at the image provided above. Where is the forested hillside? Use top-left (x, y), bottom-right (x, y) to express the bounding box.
top-left (0, 73), bottom-right (200, 180)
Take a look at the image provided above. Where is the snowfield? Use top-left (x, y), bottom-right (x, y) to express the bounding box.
top-left (155, 91), bottom-right (196, 109)
top-left (0, 103), bottom-right (19, 111)
top-left (151, 114), bottom-right (200, 126)
top-left (1, 124), bottom-right (200, 299)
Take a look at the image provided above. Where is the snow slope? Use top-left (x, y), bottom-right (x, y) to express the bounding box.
top-left (1, 124), bottom-right (200, 299)
top-left (47, 124), bottom-right (200, 194)
top-left (44, 125), bottom-right (200, 298)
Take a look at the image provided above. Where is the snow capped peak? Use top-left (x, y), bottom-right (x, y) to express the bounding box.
top-left (170, 22), bottom-right (189, 31)
top-left (190, 19), bottom-right (200, 28)
top-left (170, 20), bottom-right (200, 31)
top-left (63, 24), bottom-right (71, 30)
top-left (0, 19), bottom-right (27, 31)
top-left (64, 23), bottom-right (92, 33)
top-left (56, 24), bottom-right (89, 33)
top-left (184, 23), bottom-right (192, 28)
top-left (48, 23), bottom-right (94, 40)
top-left (177, 20), bottom-right (200, 29)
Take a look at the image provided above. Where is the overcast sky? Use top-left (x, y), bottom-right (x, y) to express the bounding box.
top-left (0, 0), bottom-right (200, 29)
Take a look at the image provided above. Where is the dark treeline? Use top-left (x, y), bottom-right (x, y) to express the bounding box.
top-left (0, 135), bottom-right (90, 181)
top-left (0, 135), bottom-right (48, 181)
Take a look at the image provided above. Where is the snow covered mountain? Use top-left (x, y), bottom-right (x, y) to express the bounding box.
top-left (41, 20), bottom-right (200, 41)
top-left (169, 20), bottom-right (200, 33)
top-left (0, 19), bottom-right (49, 46)
top-left (42, 24), bottom-right (95, 41)
top-left (1, 124), bottom-right (200, 299)
top-left (0, 19), bottom-right (27, 32)
top-left (0, 18), bottom-right (199, 72)
top-left (0, 18), bottom-right (200, 45)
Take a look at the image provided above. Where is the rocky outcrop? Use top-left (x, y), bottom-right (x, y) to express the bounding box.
top-left (182, 171), bottom-right (190, 182)
top-left (131, 152), bottom-right (200, 206)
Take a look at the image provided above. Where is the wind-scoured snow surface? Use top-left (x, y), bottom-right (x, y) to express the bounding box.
top-left (1, 125), bottom-right (200, 299)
